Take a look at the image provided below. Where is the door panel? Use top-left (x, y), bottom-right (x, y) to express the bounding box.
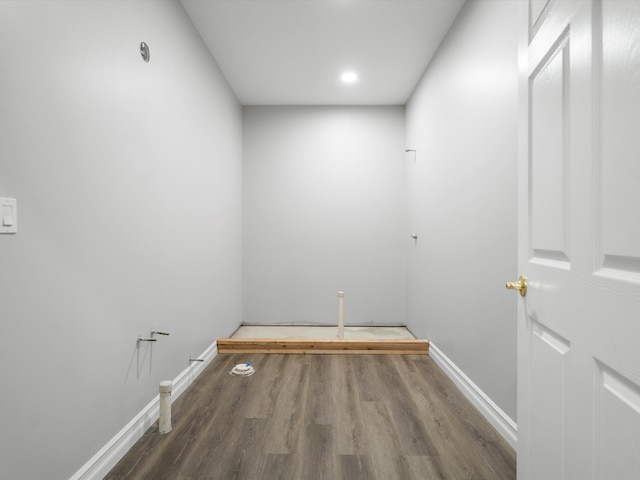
top-left (530, 319), bottom-right (570, 480)
top-left (596, 362), bottom-right (640, 479)
top-left (530, 32), bottom-right (570, 266)
top-left (600, 0), bottom-right (640, 272)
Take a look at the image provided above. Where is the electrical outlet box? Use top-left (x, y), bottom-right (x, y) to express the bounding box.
top-left (0, 197), bottom-right (17, 234)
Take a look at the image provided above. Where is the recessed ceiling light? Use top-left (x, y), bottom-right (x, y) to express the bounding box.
top-left (341, 71), bottom-right (358, 84)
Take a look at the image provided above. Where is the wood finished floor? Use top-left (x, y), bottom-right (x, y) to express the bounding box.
top-left (106, 354), bottom-right (516, 480)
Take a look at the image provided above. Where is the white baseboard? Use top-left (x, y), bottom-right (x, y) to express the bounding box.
top-left (69, 341), bottom-right (218, 480)
top-left (429, 343), bottom-right (517, 450)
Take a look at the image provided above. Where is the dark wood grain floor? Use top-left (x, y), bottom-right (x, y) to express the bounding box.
top-left (105, 354), bottom-right (516, 480)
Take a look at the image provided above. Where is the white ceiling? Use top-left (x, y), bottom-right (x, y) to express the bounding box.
top-left (179, 0), bottom-right (466, 105)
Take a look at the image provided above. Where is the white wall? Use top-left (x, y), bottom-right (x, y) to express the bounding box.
top-left (0, 1), bottom-right (242, 479)
top-left (243, 106), bottom-right (406, 325)
top-left (405, 0), bottom-right (519, 419)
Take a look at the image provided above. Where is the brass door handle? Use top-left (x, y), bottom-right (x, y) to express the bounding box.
top-left (506, 275), bottom-right (527, 296)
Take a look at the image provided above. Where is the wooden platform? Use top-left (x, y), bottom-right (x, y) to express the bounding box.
top-left (217, 338), bottom-right (429, 355)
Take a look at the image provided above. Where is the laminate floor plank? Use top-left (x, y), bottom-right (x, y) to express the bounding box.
top-left (182, 387), bottom-right (262, 478)
top-left (399, 454), bottom-right (449, 480)
top-left (205, 417), bottom-right (270, 480)
top-left (359, 400), bottom-right (409, 480)
top-left (106, 353), bottom-right (515, 480)
top-left (349, 354), bottom-right (381, 402)
top-left (264, 359), bottom-right (309, 455)
top-left (299, 423), bottom-right (337, 480)
top-left (301, 355), bottom-right (333, 425)
top-left (330, 356), bottom-right (368, 455)
top-left (338, 454), bottom-right (376, 480)
top-left (262, 454), bottom-right (299, 480)
top-left (369, 355), bottom-right (438, 457)
top-left (238, 354), bottom-right (286, 420)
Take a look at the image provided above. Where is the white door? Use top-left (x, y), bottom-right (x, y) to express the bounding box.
top-left (517, 1), bottom-right (640, 479)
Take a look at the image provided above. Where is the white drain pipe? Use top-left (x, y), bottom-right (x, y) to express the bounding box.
top-left (338, 291), bottom-right (345, 339)
top-left (158, 380), bottom-right (172, 434)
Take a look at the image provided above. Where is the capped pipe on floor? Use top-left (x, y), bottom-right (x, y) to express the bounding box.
top-left (338, 291), bottom-right (345, 339)
top-left (158, 381), bottom-right (172, 434)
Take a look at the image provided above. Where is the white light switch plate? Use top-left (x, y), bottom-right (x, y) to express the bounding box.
top-left (0, 197), bottom-right (17, 234)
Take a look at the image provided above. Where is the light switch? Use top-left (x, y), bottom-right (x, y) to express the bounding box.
top-left (0, 197), bottom-right (17, 234)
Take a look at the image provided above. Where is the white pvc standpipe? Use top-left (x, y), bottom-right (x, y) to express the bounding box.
top-left (338, 291), bottom-right (345, 339)
top-left (158, 380), bottom-right (172, 434)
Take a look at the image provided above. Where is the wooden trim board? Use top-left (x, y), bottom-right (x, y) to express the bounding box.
top-left (216, 338), bottom-right (429, 355)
